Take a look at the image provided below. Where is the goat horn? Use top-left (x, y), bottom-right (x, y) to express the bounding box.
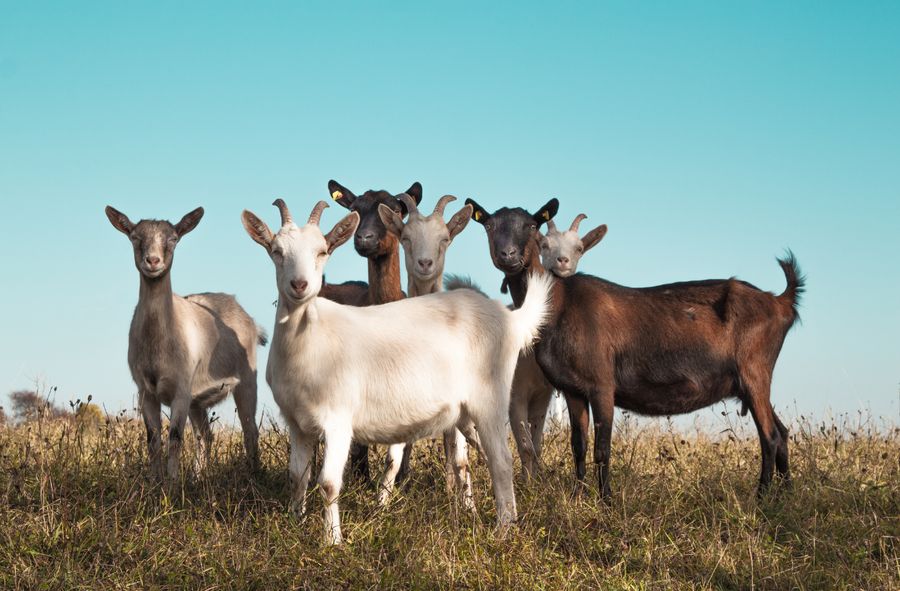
top-left (307, 200), bottom-right (330, 226)
top-left (546, 219), bottom-right (558, 234)
top-left (272, 198), bottom-right (294, 226)
top-left (432, 194), bottom-right (457, 217)
top-left (398, 193), bottom-right (419, 216)
top-left (570, 213), bottom-right (588, 233)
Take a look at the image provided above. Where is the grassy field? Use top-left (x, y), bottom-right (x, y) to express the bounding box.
top-left (0, 406), bottom-right (896, 590)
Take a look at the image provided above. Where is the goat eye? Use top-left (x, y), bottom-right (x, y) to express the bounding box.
top-left (485, 223), bottom-right (493, 231)
top-left (318, 251), bottom-right (327, 258)
top-left (576, 246), bottom-right (584, 253)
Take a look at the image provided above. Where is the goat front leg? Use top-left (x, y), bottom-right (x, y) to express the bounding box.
top-left (319, 426), bottom-right (352, 545)
top-left (140, 391), bottom-right (163, 481)
top-left (563, 392), bottom-right (590, 493)
top-left (288, 422), bottom-right (316, 517)
top-left (378, 444), bottom-right (406, 506)
top-left (163, 381), bottom-right (192, 482)
top-left (588, 385), bottom-right (615, 500)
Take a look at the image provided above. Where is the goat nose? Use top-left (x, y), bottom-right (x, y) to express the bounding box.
top-left (500, 247), bottom-right (518, 260)
top-left (290, 279), bottom-right (308, 293)
top-left (146, 256), bottom-right (161, 266)
top-left (557, 256), bottom-right (569, 264)
top-left (418, 258), bottom-right (433, 270)
top-left (356, 232), bottom-right (375, 242)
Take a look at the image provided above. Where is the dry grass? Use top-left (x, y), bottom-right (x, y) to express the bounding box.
top-left (0, 407), bottom-right (897, 590)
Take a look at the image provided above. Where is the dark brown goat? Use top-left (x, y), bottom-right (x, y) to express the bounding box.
top-left (325, 179), bottom-right (422, 483)
top-left (466, 197), bottom-right (804, 498)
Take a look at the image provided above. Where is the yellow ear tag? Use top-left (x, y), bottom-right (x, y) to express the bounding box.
top-left (474, 211), bottom-right (482, 221)
top-left (542, 210), bottom-right (550, 220)
top-left (331, 190), bottom-right (343, 201)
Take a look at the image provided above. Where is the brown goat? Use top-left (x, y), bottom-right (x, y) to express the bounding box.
top-left (466, 197), bottom-right (804, 498)
top-left (326, 179), bottom-right (422, 483)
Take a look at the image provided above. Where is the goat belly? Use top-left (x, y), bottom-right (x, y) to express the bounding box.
top-left (351, 401), bottom-right (459, 445)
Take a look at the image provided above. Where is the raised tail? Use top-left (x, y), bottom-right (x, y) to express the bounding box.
top-left (777, 250), bottom-right (805, 324)
top-left (509, 272), bottom-right (553, 351)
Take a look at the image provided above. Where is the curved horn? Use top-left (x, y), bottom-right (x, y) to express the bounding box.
top-left (569, 213), bottom-right (588, 233)
top-left (546, 219), bottom-right (558, 234)
top-left (432, 194), bottom-right (457, 217)
top-left (307, 200), bottom-right (330, 226)
top-left (272, 198), bottom-right (294, 226)
top-left (398, 193), bottom-right (419, 216)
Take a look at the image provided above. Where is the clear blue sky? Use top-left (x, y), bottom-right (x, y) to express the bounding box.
top-left (1, 2), bottom-right (898, 424)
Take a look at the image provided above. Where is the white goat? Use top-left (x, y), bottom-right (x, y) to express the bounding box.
top-left (379, 193), bottom-right (476, 506)
top-left (242, 199), bottom-right (550, 544)
top-left (539, 214), bottom-right (608, 277)
top-left (106, 206), bottom-right (264, 480)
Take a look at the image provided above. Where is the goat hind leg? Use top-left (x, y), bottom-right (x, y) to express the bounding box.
top-left (476, 421), bottom-right (517, 532)
top-left (772, 410), bottom-right (792, 485)
top-left (510, 395), bottom-right (538, 479)
top-left (233, 378), bottom-right (260, 472)
top-left (378, 444), bottom-right (406, 506)
top-left (588, 389), bottom-right (615, 501)
top-left (444, 429), bottom-right (475, 511)
top-left (188, 403), bottom-right (213, 475)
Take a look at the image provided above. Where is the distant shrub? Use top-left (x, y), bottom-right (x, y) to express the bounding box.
top-left (9, 390), bottom-right (69, 423)
top-left (74, 400), bottom-right (104, 429)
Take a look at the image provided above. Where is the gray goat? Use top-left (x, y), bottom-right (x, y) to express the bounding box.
top-left (106, 206), bottom-right (265, 480)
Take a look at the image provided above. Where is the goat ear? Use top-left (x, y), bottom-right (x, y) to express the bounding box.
top-left (105, 206), bottom-right (135, 235)
top-left (241, 210), bottom-right (274, 249)
top-left (328, 179), bottom-right (356, 209)
top-left (532, 198), bottom-right (559, 227)
top-left (404, 182), bottom-right (423, 206)
top-left (465, 198), bottom-right (491, 225)
top-left (378, 203), bottom-right (404, 237)
top-left (175, 207), bottom-right (204, 236)
top-left (325, 211), bottom-right (360, 254)
top-left (447, 204), bottom-right (473, 240)
top-left (581, 224), bottom-right (608, 252)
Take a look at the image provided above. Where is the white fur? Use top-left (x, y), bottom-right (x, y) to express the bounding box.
top-left (248, 204), bottom-right (551, 544)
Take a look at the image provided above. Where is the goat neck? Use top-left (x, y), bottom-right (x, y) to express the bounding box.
top-left (506, 239), bottom-right (545, 308)
top-left (367, 235), bottom-right (404, 304)
top-left (407, 271), bottom-right (442, 297)
top-left (134, 270), bottom-right (176, 335)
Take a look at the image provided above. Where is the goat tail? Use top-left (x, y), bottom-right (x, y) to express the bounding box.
top-left (256, 325), bottom-right (269, 347)
top-left (509, 271), bottom-right (553, 352)
top-left (777, 250), bottom-right (805, 323)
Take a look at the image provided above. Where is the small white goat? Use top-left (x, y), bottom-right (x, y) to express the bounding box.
top-left (106, 206), bottom-right (264, 480)
top-left (242, 199), bottom-right (550, 544)
top-left (379, 193), bottom-right (476, 506)
top-left (539, 214), bottom-right (608, 277)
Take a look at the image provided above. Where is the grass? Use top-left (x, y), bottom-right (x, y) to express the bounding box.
top-left (0, 407), bottom-right (897, 590)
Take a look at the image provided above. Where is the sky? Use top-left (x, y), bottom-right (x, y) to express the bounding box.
top-left (1, 1), bottom-right (898, 427)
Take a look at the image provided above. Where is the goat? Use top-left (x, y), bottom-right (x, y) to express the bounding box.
top-left (241, 199), bottom-right (550, 544)
top-left (379, 194), bottom-right (476, 505)
top-left (326, 179), bottom-right (423, 483)
top-left (540, 214), bottom-right (608, 277)
top-left (466, 197), bottom-right (804, 498)
top-left (105, 206), bottom-right (264, 480)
